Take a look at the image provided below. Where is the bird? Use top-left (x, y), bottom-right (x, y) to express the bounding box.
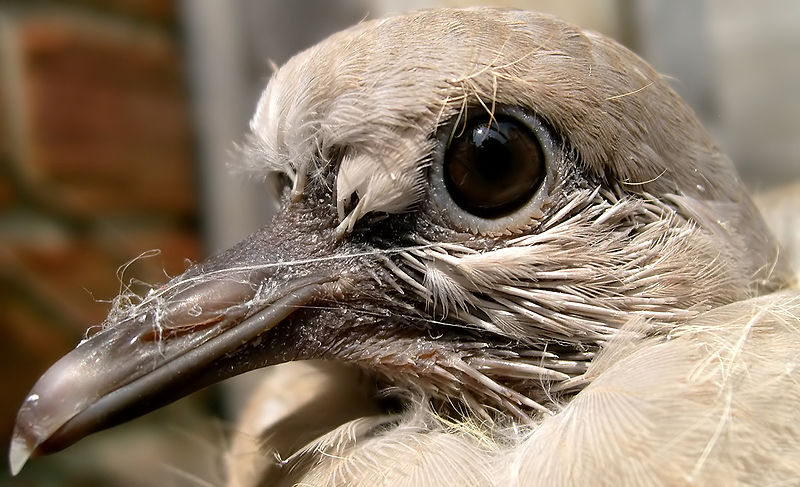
top-left (9, 7), bottom-right (800, 486)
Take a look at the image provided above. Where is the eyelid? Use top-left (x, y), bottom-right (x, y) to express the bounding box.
top-left (429, 107), bottom-right (560, 235)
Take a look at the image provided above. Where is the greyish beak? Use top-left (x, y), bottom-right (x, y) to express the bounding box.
top-left (9, 212), bottom-right (350, 475)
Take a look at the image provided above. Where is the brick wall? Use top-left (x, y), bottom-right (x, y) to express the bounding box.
top-left (0, 2), bottom-right (206, 484)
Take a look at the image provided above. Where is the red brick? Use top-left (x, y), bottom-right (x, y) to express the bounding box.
top-left (0, 55), bottom-right (12, 211)
top-left (1, 11), bottom-right (204, 473)
top-left (0, 78), bottom-right (5, 162)
top-left (0, 44), bottom-right (6, 161)
top-left (77, 0), bottom-right (178, 24)
top-left (5, 237), bottom-right (127, 329)
top-left (5, 228), bottom-right (203, 326)
top-left (0, 172), bottom-right (14, 211)
top-left (95, 225), bottom-right (205, 288)
top-left (12, 15), bottom-right (196, 218)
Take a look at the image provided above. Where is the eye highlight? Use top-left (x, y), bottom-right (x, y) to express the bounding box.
top-left (430, 107), bottom-right (558, 234)
top-left (443, 115), bottom-right (546, 218)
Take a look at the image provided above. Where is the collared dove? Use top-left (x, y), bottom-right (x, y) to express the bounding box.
top-left (10, 8), bottom-right (800, 486)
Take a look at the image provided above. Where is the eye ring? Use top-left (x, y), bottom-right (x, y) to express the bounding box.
top-left (429, 107), bottom-right (558, 234)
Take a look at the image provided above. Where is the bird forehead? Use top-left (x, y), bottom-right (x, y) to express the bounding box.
top-left (244, 11), bottom-right (580, 227)
top-left (250, 10), bottom-right (581, 149)
top-left (245, 8), bottom-right (742, 222)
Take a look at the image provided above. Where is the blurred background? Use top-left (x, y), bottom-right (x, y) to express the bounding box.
top-left (0, 0), bottom-right (797, 485)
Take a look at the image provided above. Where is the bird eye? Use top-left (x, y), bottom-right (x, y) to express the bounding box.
top-left (430, 107), bottom-right (557, 234)
top-left (444, 115), bottom-right (545, 218)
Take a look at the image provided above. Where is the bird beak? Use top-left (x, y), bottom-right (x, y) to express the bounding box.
top-left (9, 214), bottom-right (347, 475)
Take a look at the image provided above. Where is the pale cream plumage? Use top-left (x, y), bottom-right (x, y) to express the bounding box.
top-left (227, 293), bottom-right (800, 486)
top-left (10, 8), bottom-right (800, 487)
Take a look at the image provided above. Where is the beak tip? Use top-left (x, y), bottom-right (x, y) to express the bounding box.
top-left (9, 432), bottom-right (34, 476)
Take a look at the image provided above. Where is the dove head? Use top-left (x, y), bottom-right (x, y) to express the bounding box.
top-left (10, 8), bottom-right (793, 475)
top-left (253, 9), bottom-right (747, 220)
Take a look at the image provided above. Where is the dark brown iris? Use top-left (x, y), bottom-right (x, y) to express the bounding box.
top-left (443, 115), bottom-right (545, 218)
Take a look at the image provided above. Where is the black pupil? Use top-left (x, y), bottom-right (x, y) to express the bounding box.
top-left (443, 115), bottom-right (545, 218)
